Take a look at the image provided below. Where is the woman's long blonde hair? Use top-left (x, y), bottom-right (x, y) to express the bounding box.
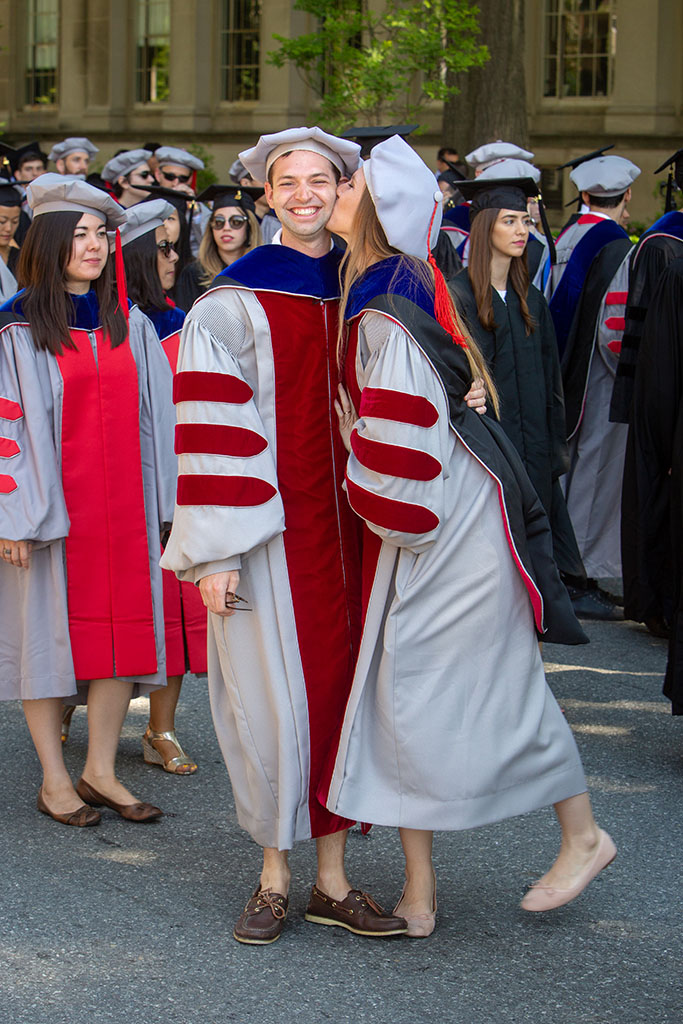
top-left (338, 188), bottom-right (499, 417)
top-left (197, 207), bottom-right (262, 287)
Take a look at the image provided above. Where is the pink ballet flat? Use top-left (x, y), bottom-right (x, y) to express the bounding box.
top-left (521, 829), bottom-right (617, 912)
top-left (393, 872), bottom-right (437, 938)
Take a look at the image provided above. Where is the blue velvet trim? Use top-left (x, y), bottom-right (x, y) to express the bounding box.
top-left (0, 288), bottom-right (134, 331)
top-left (213, 244), bottom-right (343, 299)
top-left (143, 304), bottom-right (186, 339)
top-left (443, 204), bottom-right (471, 231)
top-left (549, 219), bottom-right (628, 357)
top-left (345, 255), bottom-right (436, 322)
top-left (642, 209), bottom-right (683, 241)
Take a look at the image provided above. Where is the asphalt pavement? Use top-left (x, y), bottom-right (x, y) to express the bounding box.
top-left (0, 613), bottom-right (680, 1024)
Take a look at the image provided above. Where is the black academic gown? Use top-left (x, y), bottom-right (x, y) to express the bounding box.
top-left (451, 270), bottom-right (585, 578)
top-left (621, 258), bottom-right (683, 713)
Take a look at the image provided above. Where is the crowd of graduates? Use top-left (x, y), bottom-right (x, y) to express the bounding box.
top-left (0, 124), bottom-right (680, 942)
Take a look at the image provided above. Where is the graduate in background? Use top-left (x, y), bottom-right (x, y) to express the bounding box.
top-left (0, 175), bottom-right (175, 825)
top-left (48, 138), bottom-right (99, 178)
top-left (544, 154), bottom-right (640, 358)
top-left (0, 181), bottom-right (23, 301)
top-left (101, 149), bottom-right (156, 208)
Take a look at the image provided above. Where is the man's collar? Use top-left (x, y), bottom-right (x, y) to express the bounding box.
top-left (271, 227), bottom-right (334, 252)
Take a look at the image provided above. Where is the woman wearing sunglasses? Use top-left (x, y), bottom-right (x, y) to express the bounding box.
top-left (101, 149), bottom-right (156, 209)
top-left (117, 200), bottom-right (205, 776)
top-left (174, 185), bottom-right (263, 312)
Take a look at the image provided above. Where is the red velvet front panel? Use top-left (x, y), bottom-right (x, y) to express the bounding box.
top-left (256, 291), bottom-right (360, 838)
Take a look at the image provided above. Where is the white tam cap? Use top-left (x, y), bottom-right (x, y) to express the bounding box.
top-left (102, 149), bottom-right (151, 183)
top-left (112, 199), bottom-right (176, 249)
top-left (155, 146), bottom-right (205, 172)
top-left (48, 137), bottom-right (99, 162)
top-left (478, 158), bottom-right (541, 185)
top-left (569, 155), bottom-right (641, 197)
top-left (363, 134), bottom-right (443, 258)
top-left (26, 173), bottom-right (126, 229)
top-left (465, 140), bottom-right (534, 171)
top-left (240, 126), bottom-right (361, 183)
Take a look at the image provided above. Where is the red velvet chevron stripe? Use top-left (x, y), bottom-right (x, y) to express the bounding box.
top-left (346, 475), bottom-right (439, 534)
top-left (605, 316), bottom-right (625, 331)
top-left (0, 473), bottom-right (16, 493)
top-left (605, 291), bottom-right (628, 305)
top-left (0, 397), bottom-right (23, 420)
top-left (0, 437), bottom-right (20, 458)
top-left (175, 423), bottom-right (267, 457)
top-left (176, 474), bottom-right (277, 507)
top-left (359, 388), bottom-right (438, 427)
top-left (351, 429), bottom-right (441, 481)
top-left (173, 371), bottom-right (253, 405)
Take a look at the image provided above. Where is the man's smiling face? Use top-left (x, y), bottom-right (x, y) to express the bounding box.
top-left (264, 150), bottom-right (339, 243)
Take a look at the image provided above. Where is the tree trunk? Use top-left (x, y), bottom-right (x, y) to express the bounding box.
top-left (442, 0), bottom-right (528, 164)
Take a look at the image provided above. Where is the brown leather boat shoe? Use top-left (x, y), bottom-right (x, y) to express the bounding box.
top-left (76, 777), bottom-right (162, 822)
top-left (305, 885), bottom-right (407, 937)
top-left (233, 887), bottom-right (289, 945)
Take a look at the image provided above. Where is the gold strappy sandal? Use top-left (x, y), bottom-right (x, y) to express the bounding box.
top-left (61, 705), bottom-right (76, 744)
top-left (142, 727), bottom-right (197, 775)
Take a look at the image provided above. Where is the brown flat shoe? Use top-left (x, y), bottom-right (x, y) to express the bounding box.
top-left (305, 886), bottom-right (407, 937)
top-left (76, 777), bottom-right (163, 823)
top-left (233, 887), bottom-right (289, 945)
top-left (37, 787), bottom-right (101, 828)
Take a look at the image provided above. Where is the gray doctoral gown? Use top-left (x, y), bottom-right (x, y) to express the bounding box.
top-left (325, 311), bottom-right (587, 831)
top-left (0, 305), bottom-right (176, 702)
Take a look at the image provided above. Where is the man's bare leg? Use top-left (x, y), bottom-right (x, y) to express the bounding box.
top-left (315, 830), bottom-right (351, 899)
top-left (260, 848), bottom-right (291, 895)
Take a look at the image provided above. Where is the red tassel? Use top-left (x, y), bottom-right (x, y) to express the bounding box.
top-left (426, 200), bottom-right (468, 348)
top-left (114, 227), bottom-right (129, 325)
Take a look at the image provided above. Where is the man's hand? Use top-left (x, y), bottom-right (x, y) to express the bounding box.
top-left (198, 570), bottom-right (241, 616)
top-left (465, 377), bottom-right (487, 416)
top-left (0, 539), bottom-right (32, 569)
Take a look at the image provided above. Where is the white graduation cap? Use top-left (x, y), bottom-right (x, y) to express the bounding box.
top-left (111, 199), bottom-right (176, 249)
top-left (102, 149), bottom-right (152, 183)
top-left (363, 134), bottom-right (443, 258)
top-left (478, 158), bottom-right (541, 185)
top-left (465, 140), bottom-right (534, 171)
top-left (26, 173), bottom-right (125, 229)
top-left (154, 146), bottom-right (204, 172)
top-left (240, 126), bottom-right (361, 183)
top-left (48, 137), bottom-right (99, 162)
top-left (569, 155), bottom-right (641, 197)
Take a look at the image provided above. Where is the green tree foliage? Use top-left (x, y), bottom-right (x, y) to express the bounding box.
top-left (267, 0), bottom-right (488, 132)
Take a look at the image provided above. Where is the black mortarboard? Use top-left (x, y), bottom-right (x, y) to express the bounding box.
top-left (340, 124), bottom-right (419, 158)
top-left (142, 142), bottom-right (163, 154)
top-left (654, 148), bottom-right (683, 212)
top-left (134, 182), bottom-right (197, 209)
top-left (0, 179), bottom-right (23, 206)
top-left (556, 145), bottom-right (615, 171)
top-left (194, 183), bottom-right (264, 214)
top-left (456, 176), bottom-right (538, 215)
top-left (456, 176), bottom-right (556, 265)
top-left (441, 159), bottom-right (468, 182)
top-left (0, 140), bottom-right (48, 175)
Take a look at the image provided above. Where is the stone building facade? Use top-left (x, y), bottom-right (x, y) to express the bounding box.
top-left (0, 0), bottom-right (681, 226)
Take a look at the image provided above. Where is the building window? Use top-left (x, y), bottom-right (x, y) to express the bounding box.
top-left (543, 0), bottom-right (617, 99)
top-left (136, 0), bottom-right (170, 103)
top-left (221, 0), bottom-right (261, 102)
top-left (25, 0), bottom-right (59, 106)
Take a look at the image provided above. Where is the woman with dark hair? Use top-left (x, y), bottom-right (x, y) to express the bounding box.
top-left (118, 200), bottom-right (205, 774)
top-left (447, 177), bottom-right (613, 618)
top-left (321, 137), bottom-right (615, 935)
top-left (0, 181), bottom-right (23, 301)
top-left (0, 175), bottom-right (176, 825)
top-left (174, 185), bottom-right (263, 311)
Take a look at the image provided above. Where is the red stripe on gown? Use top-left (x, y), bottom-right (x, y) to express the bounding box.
top-left (56, 329), bottom-right (157, 678)
top-left (346, 475), bottom-right (439, 534)
top-left (605, 316), bottom-right (625, 331)
top-left (174, 371), bottom-right (252, 405)
top-left (0, 397), bottom-right (23, 420)
top-left (175, 422), bottom-right (268, 457)
top-left (0, 437), bottom-right (20, 457)
top-left (605, 291), bottom-right (628, 305)
top-left (359, 387), bottom-right (438, 427)
top-left (0, 473), bottom-right (16, 493)
top-left (257, 292), bottom-right (361, 838)
top-left (350, 428), bottom-right (441, 480)
top-left (161, 331), bottom-right (207, 675)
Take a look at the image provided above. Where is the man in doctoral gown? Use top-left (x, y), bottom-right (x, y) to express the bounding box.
top-left (161, 127), bottom-right (407, 945)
